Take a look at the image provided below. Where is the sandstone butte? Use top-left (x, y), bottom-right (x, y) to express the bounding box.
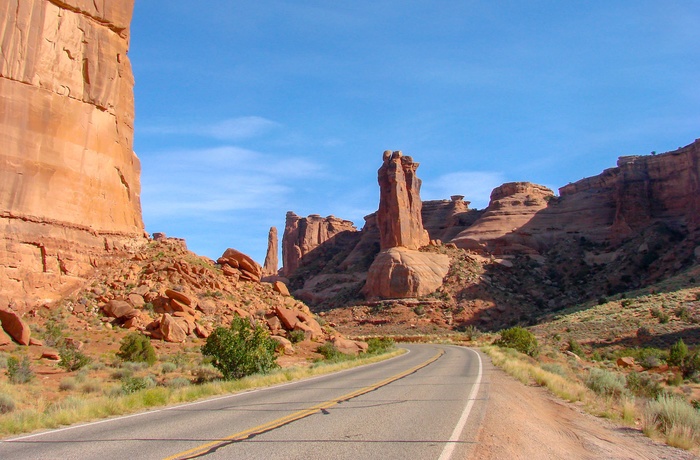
top-left (363, 151), bottom-right (449, 299)
top-left (0, 0), bottom-right (144, 309)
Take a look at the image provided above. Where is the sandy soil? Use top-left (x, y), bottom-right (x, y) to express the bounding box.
top-left (470, 367), bottom-right (698, 460)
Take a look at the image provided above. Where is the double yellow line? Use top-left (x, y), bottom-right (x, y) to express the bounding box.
top-left (164, 349), bottom-right (444, 460)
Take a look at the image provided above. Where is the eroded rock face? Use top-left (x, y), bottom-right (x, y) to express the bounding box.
top-left (377, 151), bottom-right (430, 250)
top-left (282, 212), bottom-right (358, 276)
top-left (0, 0), bottom-right (144, 308)
top-left (362, 248), bottom-right (450, 299)
top-left (218, 248), bottom-right (262, 283)
top-left (262, 227), bottom-right (279, 278)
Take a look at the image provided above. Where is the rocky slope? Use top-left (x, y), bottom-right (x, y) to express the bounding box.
top-left (0, 0), bottom-right (144, 309)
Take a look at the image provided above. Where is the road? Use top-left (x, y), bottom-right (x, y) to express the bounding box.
top-left (0, 344), bottom-right (488, 460)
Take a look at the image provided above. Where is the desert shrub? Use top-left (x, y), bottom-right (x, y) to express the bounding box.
top-left (568, 339), bottom-right (585, 357)
top-left (288, 330), bottom-right (305, 344)
top-left (494, 327), bottom-right (539, 357)
top-left (626, 372), bottom-right (663, 399)
top-left (80, 379), bottom-right (102, 394)
top-left (650, 307), bottom-right (670, 324)
top-left (316, 342), bottom-right (346, 361)
top-left (667, 373), bottom-right (684, 386)
top-left (644, 394), bottom-right (700, 448)
top-left (122, 361), bottom-right (149, 372)
top-left (6, 356), bottom-right (34, 384)
top-left (201, 317), bottom-right (279, 380)
top-left (59, 378), bottom-right (77, 392)
top-left (681, 352), bottom-right (700, 380)
top-left (540, 363), bottom-right (567, 378)
top-left (668, 339), bottom-right (688, 367)
top-left (58, 341), bottom-right (91, 372)
top-left (191, 364), bottom-right (221, 383)
top-left (586, 368), bottom-right (627, 398)
top-left (166, 377), bottom-right (191, 389)
top-left (121, 376), bottom-right (156, 394)
top-left (42, 319), bottom-right (65, 348)
top-left (110, 368), bottom-right (133, 380)
top-left (461, 324), bottom-right (482, 340)
top-left (413, 305), bottom-right (425, 316)
top-left (116, 333), bottom-right (157, 366)
top-left (675, 306), bottom-right (690, 322)
top-left (160, 362), bottom-right (177, 374)
top-left (0, 393), bottom-right (16, 414)
top-left (366, 337), bottom-right (395, 355)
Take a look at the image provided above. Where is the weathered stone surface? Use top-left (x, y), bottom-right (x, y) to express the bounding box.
top-left (165, 289), bottom-right (192, 306)
top-left (617, 357), bottom-right (636, 368)
top-left (103, 300), bottom-right (138, 320)
top-left (271, 335), bottom-right (294, 355)
top-left (218, 248), bottom-right (262, 282)
top-left (159, 313), bottom-right (187, 343)
top-left (0, 0), bottom-right (144, 308)
top-left (331, 336), bottom-right (368, 355)
top-left (42, 350), bottom-right (61, 360)
top-left (376, 151), bottom-right (430, 250)
top-left (272, 281), bottom-right (290, 297)
top-left (0, 309), bottom-right (31, 345)
top-left (451, 182), bottom-right (554, 252)
top-left (363, 248), bottom-right (450, 299)
top-left (282, 212), bottom-right (358, 276)
top-left (262, 227), bottom-right (279, 278)
top-left (274, 306), bottom-right (299, 330)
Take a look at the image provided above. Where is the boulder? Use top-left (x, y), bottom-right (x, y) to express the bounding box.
top-left (617, 357), bottom-right (636, 368)
top-left (331, 336), bottom-right (368, 356)
top-left (165, 289), bottom-right (192, 306)
top-left (42, 350), bottom-right (61, 360)
top-left (159, 314), bottom-right (187, 343)
top-left (0, 309), bottom-right (31, 345)
top-left (363, 248), bottom-right (450, 299)
top-left (271, 336), bottom-right (295, 355)
top-left (127, 293), bottom-right (145, 308)
top-left (272, 281), bottom-right (291, 297)
top-left (218, 248), bottom-right (262, 282)
top-left (103, 300), bottom-right (138, 320)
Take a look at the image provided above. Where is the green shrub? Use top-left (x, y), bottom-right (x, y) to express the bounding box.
top-left (461, 324), bottom-right (482, 340)
top-left (675, 306), bottom-right (690, 322)
top-left (288, 330), bottom-right (305, 344)
top-left (80, 379), bottom-right (102, 394)
top-left (568, 339), bottom-right (585, 357)
top-left (59, 378), bottom-right (77, 392)
top-left (116, 333), bottom-right (157, 366)
top-left (6, 356), bottom-right (34, 384)
top-left (316, 342), bottom-right (347, 361)
top-left (201, 317), bottom-right (279, 380)
top-left (166, 377), bottom-right (191, 389)
top-left (494, 327), bottom-right (539, 357)
top-left (191, 364), bottom-right (221, 383)
top-left (160, 362), bottom-right (177, 374)
top-left (541, 363), bottom-right (567, 377)
top-left (42, 319), bottom-right (65, 348)
top-left (586, 368), bottom-right (627, 398)
top-left (626, 372), bottom-right (663, 399)
top-left (668, 339), bottom-right (688, 367)
top-left (681, 353), bottom-right (700, 380)
top-left (366, 337), bottom-right (395, 355)
top-left (0, 393), bottom-right (16, 414)
top-left (58, 341), bottom-right (91, 372)
top-left (121, 376), bottom-right (156, 394)
top-left (650, 307), bottom-right (670, 324)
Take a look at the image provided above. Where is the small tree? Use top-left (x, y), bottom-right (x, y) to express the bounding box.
top-left (201, 317), bottom-right (278, 380)
top-left (6, 356), bottom-right (34, 384)
top-left (58, 341), bottom-right (91, 372)
top-left (668, 339), bottom-right (688, 367)
top-left (117, 333), bottom-right (157, 366)
top-left (494, 326), bottom-right (539, 357)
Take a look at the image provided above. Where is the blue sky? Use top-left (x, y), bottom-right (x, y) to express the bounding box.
top-left (129, 1), bottom-right (700, 264)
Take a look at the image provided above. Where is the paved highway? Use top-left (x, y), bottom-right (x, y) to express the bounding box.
top-left (0, 344), bottom-right (488, 459)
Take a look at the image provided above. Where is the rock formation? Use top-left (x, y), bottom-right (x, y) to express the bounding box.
top-left (364, 151), bottom-right (450, 299)
top-left (282, 212), bottom-right (357, 277)
top-left (376, 151), bottom-right (430, 250)
top-left (262, 227), bottom-right (279, 278)
top-left (217, 248), bottom-right (262, 283)
top-left (0, 0), bottom-right (144, 308)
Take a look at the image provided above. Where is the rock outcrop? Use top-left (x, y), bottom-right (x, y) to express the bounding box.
top-left (262, 227), bottom-right (279, 278)
top-left (218, 248), bottom-right (262, 283)
top-left (282, 212), bottom-right (358, 277)
top-left (376, 151), bottom-right (430, 250)
top-left (0, 0), bottom-right (144, 308)
top-left (364, 151), bottom-right (449, 299)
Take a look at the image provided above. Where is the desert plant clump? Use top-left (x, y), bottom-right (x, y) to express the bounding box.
top-left (57, 341), bottom-right (92, 372)
top-left (288, 330), bottom-right (305, 344)
top-left (644, 393), bottom-right (700, 449)
top-left (315, 342), bottom-right (346, 361)
top-left (116, 333), bottom-right (157, 366)
top-left (568, 339), bottom-right (585, 357)
top-left (681, 352), bottom-right (700, 380)
top-left (626, 372), bottom-right (663, 399)
top-left (494, 327), bottom-right (539, 357)
top-left (121, 376), bottom-right (156, 394)
top-left (586, 368), bottom-right (628, 399)
top-left (0, 393), bottom-right (16, 414)
top-left (201, 317), bottom-right (279, 380)
top-left (668, 339), bottom-right (688, 367)
top-left (6, 355), bottom-right (34, 384)
top-left (366, 337), bottom-right (395, 355)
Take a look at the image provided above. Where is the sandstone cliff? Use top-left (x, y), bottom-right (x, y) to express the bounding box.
top-left (0, 0), bottom-right (144, 308)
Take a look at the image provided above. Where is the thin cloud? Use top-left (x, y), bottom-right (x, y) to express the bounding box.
top-left (140, 116), bottom-right (279, 141)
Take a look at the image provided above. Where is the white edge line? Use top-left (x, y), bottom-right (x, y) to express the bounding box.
top-left (437, 347), bottom-right (483, 460)
top-left (2, 347), bottom-right (412, 443)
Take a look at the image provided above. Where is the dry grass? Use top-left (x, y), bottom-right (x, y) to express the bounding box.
top-left (0, 348), bottom-right (405, 438)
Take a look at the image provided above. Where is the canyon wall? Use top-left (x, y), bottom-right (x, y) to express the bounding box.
top-left (0, 0), bottom-right (144, 308)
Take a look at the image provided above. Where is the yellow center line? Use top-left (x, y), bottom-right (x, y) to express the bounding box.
top-left (163, 349), bottom-right (444, 460)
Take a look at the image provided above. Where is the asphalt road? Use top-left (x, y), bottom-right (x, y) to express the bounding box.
top-left (0, 344), bottom-right (488, 460)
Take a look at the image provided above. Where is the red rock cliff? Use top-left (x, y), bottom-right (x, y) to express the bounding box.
top-left (0, 0), bottom-right (144, 307)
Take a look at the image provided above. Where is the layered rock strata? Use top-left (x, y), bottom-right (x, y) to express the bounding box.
top-left (0, 0), bottom-right (144, 308)
top-left (282, 212), bottom-right (357, 277)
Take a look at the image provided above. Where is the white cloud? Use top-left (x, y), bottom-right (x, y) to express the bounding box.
top-left (140, 116), bottom-right (279, 141)
top-left (421, 171), bottom-right (506, 210)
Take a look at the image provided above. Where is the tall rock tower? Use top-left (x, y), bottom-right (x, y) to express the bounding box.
top-left (0, 1), bottom-right (144, 308)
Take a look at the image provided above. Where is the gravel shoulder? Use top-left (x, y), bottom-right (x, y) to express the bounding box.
top-left (469, 363), bottom-right (698, 460)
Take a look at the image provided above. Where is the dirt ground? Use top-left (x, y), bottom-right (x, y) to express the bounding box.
top-left (470, 367), bottom-right (699, 460)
